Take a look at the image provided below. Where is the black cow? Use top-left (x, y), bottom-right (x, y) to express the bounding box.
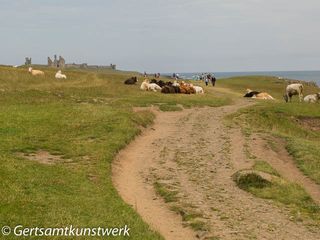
top-left (124, 77), bottom-right (138, 85)
top-left (161, 85), bottom-right (176, 94)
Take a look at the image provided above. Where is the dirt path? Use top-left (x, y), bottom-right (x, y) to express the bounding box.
top-left (112, 100), bottom-right (320, 240)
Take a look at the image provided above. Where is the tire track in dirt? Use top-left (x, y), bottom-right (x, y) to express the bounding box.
top-left (112, 100), bottom-right (320, 240)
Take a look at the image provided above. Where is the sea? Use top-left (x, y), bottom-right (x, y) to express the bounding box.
top-left (166, 71), bottom-right (320, 86)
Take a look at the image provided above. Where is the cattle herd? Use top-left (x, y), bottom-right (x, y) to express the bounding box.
top-left (243, 83), bottom-right (319, 103)
top-left (124, 76), bottom-right (320, 102)
top-left (124, 77), bottom-right (204, 94)
top-left (26, 71), bottom-right (320, 102)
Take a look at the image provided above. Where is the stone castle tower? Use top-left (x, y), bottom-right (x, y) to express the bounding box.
top-left (48, 55), bottom-right (65, 68)
top-left (25, 57), bottom-right (32, 65)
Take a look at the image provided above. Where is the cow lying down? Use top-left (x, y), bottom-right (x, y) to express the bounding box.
top-left (140, 79), bottom-right (162, 92)
top-left (304, 93), bottom-right (320, 103)
top-left (244, 89), bottom-right (275, 100)
top-left (124, 77), bottom-right (138, 85)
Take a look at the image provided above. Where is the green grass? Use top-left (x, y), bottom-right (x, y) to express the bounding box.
top-left (253, 161), bottom-right (280, 177)
top-left (153, 182), bottom-right (178, 203)
top-left (248, 179), bottom-right (320, 222)
top-left (221, 75), bottom-right (320, 224)
top-left (234, 171), bottom-right (320, 223)
top-left (235, 172), bottom-right (272, 189)
top-left (189, 220), bottom-right (207, 231)
top-left (0, 66), bottom-right (233, 239)
top-left (1, 66), bottom-right (320, 238)
top-left (218, 75), bottom-right (318, 100)
top-left (230, 103), bottom-right (320, 184)
top-left (170, 204), bottom-right (208, 231)
top-left (158, 104), bottom-right (183, 112)
top-left (220, 76), bottom-right (320, 184)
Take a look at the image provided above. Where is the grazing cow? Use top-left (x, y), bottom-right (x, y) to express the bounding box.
top-left (55, 70), bottom-right (67, 79)
top-left (28, 67), bottom-right (44, 76)
top-left (304, 93), bottom-right (320, 103)
top-left (124, 77), bottom-right (138, 85)
top-left (284, 83), bottom-right (304, 102)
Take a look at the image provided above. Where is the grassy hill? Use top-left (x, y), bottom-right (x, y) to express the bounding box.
top-left (0, 66), bottom-right (319, 239)
top-left (218, 76), bottom-right (320, 184)
top-left (0, 66), bottom-right (230, 240)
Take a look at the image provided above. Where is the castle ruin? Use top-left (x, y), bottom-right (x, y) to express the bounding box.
top-left (65, 62), bottom-right (116, 70)
top-left (48, 55), bottom-right (65, 68)
top-left (25, 57), bottom-right (32, 65)
top-left (45, 55), bottom-right (116, 70)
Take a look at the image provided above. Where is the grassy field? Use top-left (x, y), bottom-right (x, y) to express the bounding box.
top-left (220, 76), bottom-right (320, 223)
top-left (219, 76), bottom-right (320, 184)
top-left (0, 67), bottom-right (319, 239)
top-left (0, 66), bottom-right (230, 239)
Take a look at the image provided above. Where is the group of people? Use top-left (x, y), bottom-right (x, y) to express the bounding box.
top-left (192, 73), bottom-right (217, 86)
top-left (144, 71), bottom-right (217, 86)
top-left (199, 73), bottom-right (216, 86)
top-left (144, 72), bottom-right (161, 79)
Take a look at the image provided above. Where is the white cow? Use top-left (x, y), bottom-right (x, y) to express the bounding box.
top-left (28, 67), bottom-right (44, 76)
top-left (284, 83), bottom-right (303, 102)
top-left (304, 93), bottom-right (320, 103)
top-left (140, 79), bottom-right (161, 92)
top-left (147, 83), bottom-right (162, 92)
top-left (140, 79), bottom-right (149, 91)
top-left (192, 85), bottom-right (204, 94)
top-left (172, 80), bottom-right (180, 87)
top-left (55, 70), bottom-right (67, 79)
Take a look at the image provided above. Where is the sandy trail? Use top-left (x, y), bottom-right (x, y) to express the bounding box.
top-left (112, 100), bottom-right (320, 240)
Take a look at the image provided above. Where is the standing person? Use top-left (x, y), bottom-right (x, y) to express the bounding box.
top-left (211, 74), bottom-right (216, 86)
top-left (144, 71), bottom-right (147, 77)
top-left (205, 74), bottom-right (209, 86)
top-left (173, 73), bottom-right (176, 79)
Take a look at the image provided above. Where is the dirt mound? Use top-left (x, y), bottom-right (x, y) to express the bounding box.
top-left (233, 170), bottom-right (275, 189)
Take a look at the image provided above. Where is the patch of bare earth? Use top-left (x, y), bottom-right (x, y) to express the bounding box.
top-left (296, 116), bottom-right (320, 131)
top-left (113, 100), bottom-right (320, 240)
top-left (17, 150), bottom-right (67, 165)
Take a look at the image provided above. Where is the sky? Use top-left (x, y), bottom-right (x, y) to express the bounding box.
top-left (0, 0), bottom-right (319, 72)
